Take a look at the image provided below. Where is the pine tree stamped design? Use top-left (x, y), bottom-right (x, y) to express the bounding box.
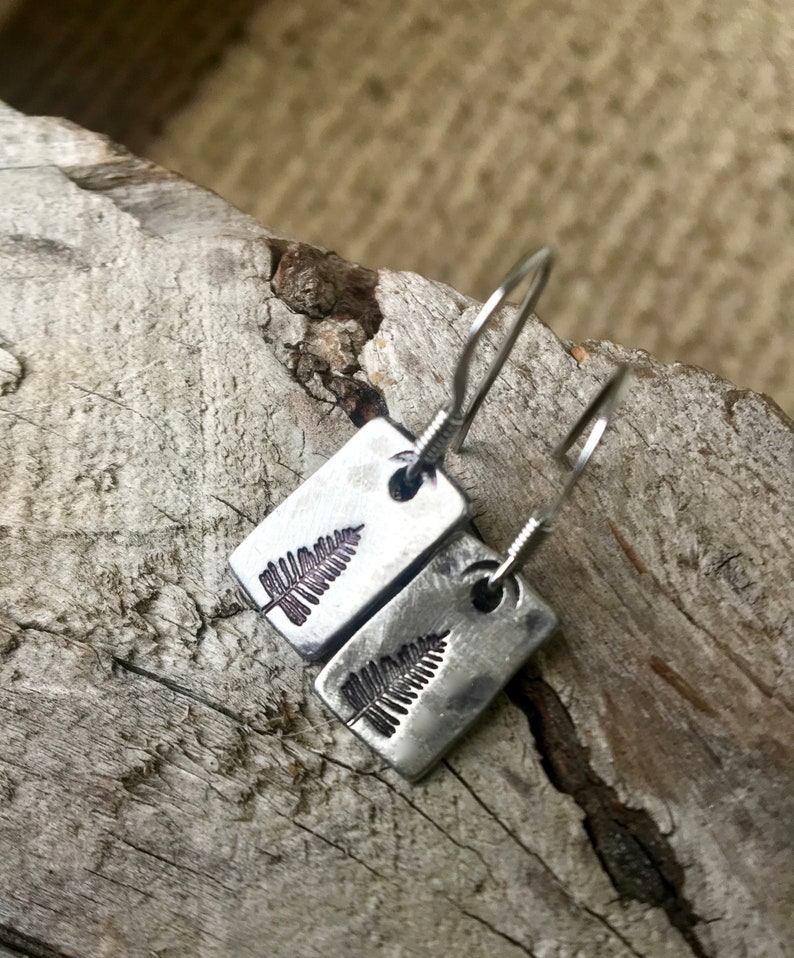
top-left (259, 525), bottom-right (364, 626)
top-left (341, 632), bottom-right (450, 737)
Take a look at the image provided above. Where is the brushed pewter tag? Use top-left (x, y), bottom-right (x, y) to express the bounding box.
top-left (314, 533), bottom-right (558, 780)
top-left (229, 417), bottom-right (470, 660)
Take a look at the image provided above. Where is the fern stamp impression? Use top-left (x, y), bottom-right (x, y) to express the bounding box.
top-left (340, 632), bottom-right (450, 736)
top-left (229, 417), bottom-right (469, 659)
top-left (315, 533), bottom-right (558, 779)
top-left (259, 525), bottom-right (364, 627)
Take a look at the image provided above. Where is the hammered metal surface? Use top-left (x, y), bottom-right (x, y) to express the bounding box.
top-left (229, 417), bottom-right (470, 659)
top-left (315, 533), bottom-right (558, 779)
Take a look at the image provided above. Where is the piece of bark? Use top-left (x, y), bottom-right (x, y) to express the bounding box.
top-left (0, 101), bottom-right (792, 958)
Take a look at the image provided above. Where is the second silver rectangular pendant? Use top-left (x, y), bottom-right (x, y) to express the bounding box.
top-left (314, 533), bottom-right (558, 780)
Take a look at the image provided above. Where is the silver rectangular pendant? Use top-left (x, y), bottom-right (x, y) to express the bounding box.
top-left (229, 417), bottom-right (470, 660)
top-left (314, 533), bottom-right (558, 780)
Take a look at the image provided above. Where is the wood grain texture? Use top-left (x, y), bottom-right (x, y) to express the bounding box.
top-left (0, 101), bottom-right (792, 958)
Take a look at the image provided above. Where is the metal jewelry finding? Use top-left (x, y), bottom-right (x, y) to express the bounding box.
top-left (403, 245), bottom-right (554, 484)
top-left (314, 366), bottom-right (632, 780)
top-left (487, 364), bottom-right (633, 588)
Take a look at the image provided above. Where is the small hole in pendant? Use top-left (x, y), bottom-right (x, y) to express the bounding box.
top-left (389, 467), bottom-right (423, 502)
top-left (471, 577), bottom-right (503, 613)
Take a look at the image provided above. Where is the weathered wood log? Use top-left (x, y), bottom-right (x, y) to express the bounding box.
top-left (0, 101), bottom-right (792, 958)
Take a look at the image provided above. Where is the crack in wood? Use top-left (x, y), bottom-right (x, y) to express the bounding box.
top-left (275, 768), bottom-right (542, 957)
top-left (442, 760), bottom-right (644, 956)
top-left (68, 382), bottom-right (169, 436)
top-left (210, 493), bottom-right (256, 526)
top-left (115, 836), bottom-right (237, 894)
top-left (111, 656), bottom-right (249, 726)
top-left (334, 752), bottom-right (642, 957)
top-left (508, 670), bottom-right (709, 958)
top-left (452, 904), bottom-right (540, 958)
top-left (323, 760), bottom-right (514, 910)
top-left (0, 924), bottom-right (76, 958)
top-left (83, 867), bottom-right (155, 902)
top-left (442, 760), bottom-right (565, 884)
top-left (369, 770), bottom-right (494, 878)
top-left (649, 656), bottom-right (718, 718)
top-left (281, 815), bottom-right (389, 883)
top-left (607, 520), bottom-right (649, 576)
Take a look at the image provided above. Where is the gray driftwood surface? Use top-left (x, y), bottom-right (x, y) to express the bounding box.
top-left (0, 101), bottom-right (792, 958)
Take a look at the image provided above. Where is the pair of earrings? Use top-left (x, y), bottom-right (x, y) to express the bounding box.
top-left (230, 248), bottom-right (631, 780)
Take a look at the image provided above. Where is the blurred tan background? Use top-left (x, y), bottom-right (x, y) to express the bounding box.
top-left (1, 0), bottom-right (791, 410)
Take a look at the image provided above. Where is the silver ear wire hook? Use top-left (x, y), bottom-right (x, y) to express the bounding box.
top-left (403, 246), bottom-right (554, 485)
top-left (487, 365), bottom-right (633, 590)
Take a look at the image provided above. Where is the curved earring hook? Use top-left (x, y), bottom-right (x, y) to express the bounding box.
top-left (487, 365), bottom-right (633, 590)
top-left (449, 245), bottom-right (555, 453)
top-left (403, 246), bottom-right (554, 485)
